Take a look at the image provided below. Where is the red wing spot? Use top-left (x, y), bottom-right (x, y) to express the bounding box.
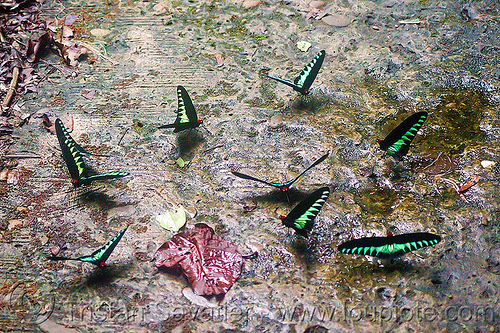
top-left (100, 262), bottom-right (105, 267)
top-left (281, 186), bottom-right (288, 192)
top-left (377, 139), bottom-right (383, 144)
top-left (304, 89), bottom-right (309, 94)
top-left (280, 216), bottom-right (286, 220)
top-left (387, 232), bottom-right (393, 237)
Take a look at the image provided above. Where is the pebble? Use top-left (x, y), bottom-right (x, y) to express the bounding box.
top-left (481, 160), bottom-right (495, 168)
top-left (270, 113), bottom-right (283, 128)
top-left (321, 14), bottom-right (351, 27)
top-left (90, 28), bottom-right (112, 38)
top-left (108, 205), bottom-right (137, 217)
top-left (243, 0), bottom-right (261, 9)
top-left (182, 287), bottom-right (219, 307)
top-left (309, 1), bottom-right (326, 9)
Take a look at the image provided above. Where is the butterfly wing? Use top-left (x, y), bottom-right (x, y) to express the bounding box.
top-left (263, 73), bottom-right (298, 90)
top-left (338, 232), bottom-right (441, 259)
top-left (159, 86), bottom-right (201, 132)
top-left (55, 118), bottom-right (88, 187)
top-left (292, 50), bottom-right (325, 95)
top-left (81, 171), bottom-right (129, 185)
top-left (231, 171), bottom-right (276, 187)
top-left (77, 227), bottom-right (128, 266)
top-left (281, 187), bottom-right (330, 237)
top-left (378, 112), bottom-right (428, 160)
top-left (282, 152), bottom-right (329, 190)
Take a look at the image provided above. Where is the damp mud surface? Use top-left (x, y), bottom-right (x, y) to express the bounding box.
top-left (1, 0), bottom-right (500, 332)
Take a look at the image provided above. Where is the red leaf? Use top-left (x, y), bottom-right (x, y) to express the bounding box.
top-left (458, 175), bottom-right (480, 193)
top-left (154, 223), bottom-right (242, 296)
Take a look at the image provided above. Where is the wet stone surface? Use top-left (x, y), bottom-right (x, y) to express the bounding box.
top-left (1, 0), bottom-right (500, 332)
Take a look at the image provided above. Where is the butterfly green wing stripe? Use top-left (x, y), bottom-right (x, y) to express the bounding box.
top-left (263, 73), bottom-right (297, 89)
top-left (293, 50), bottom-right (325, 90)
top-left (55, 118), bottom-right (88, 182)
top-left (338, 232), bottom-right (441, 258)
top-left (293, 189), bottom-right (330, 229)
top-left (282, 187), bottom-right (330, 236)
top-left (386, 114), bottom-right (427, 156)
top-left (177, 86), bottom-right (198, 124)
top-left (55, 118), bottom-right (90, 156)
top-left (77, 227), bottom-right (128, 265)
top-left (82, 171), bottom-right (129, 184)
top-left (380, 112), bottom-right (428, 158)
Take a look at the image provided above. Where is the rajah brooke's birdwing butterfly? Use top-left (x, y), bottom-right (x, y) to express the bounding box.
top-left (55, 118), bottom-right (129, 187)
top-left (263, 50), bottom-right (325, 95)
top-left (158, 85), bottom-right (202, 133)
top-left (231, 152), bottom-right (329, 192)
top-left (337, 232), bottom-right (441, 259)
top-left (377, 111), bottom-right (428, 160)
top-left (48, 227), bottom-right (128, 267)
top-left (281, 186), bottom-right (330, 237)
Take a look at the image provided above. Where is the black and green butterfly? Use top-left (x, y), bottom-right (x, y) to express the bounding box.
top-left (337, 232), bottom-right (441, 259)
top-left (231, 152), bottom-right (329, 192)
top-left (48, 227), bottom-right (128, 267)
top-left (159, 85), bottom-right (203, 133)
top-left (280, 187), bottom-right (330, 237)
top-left (378, 111), bottom-right (428, 160)
top-left (263, 50), bottom-right (325, 95)
top-left (55, 118), bottom-right (129, 187)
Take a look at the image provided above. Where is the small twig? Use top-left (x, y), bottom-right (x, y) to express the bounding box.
top-left (117, 128), bottom-right (129, 145)
top-left (202, 144), bottom-right (223, 153)
top-left (3, 66), bottom-right (20, 107)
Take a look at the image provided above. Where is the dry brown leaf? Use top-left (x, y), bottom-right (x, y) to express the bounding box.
top-left (62, 26), bottom-right (74, 39)
top-left (6, 169), bottom-right (19, 185)
top-left (459, 175), bottom-right (480, 193)
top-left (215, 53), bottom-right (224, 66)
top-left (81, 89), bottom-right (97, 100)
top-left (41, 113), bottom-right (73, 134)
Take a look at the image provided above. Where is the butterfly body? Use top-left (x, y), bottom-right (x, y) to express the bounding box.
top-left (264, 50), bottom-right (325, 95)
top-left (48, 227), bottom-right (128, 266)
top-left (231, 152), bottom-right (329, 192)
top-left (378, 112), bottom-right (428, 160)
top-left (280, 187), bottom-right (330, 237)
top-left (338, 232), bottom-right (441, 259)
top-left (159, 86), bottom-right (202, 133)
top-left (55, 119), bottom-right (129, 187)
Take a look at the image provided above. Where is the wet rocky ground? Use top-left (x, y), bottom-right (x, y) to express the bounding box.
top-left (1, 0), bottom-right (500, 332)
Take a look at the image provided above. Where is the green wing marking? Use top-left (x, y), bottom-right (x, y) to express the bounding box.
top-left (82, 171), bottom-right (129, 184)
top-left (293, 50), bottom-right (325, 94)
top-left (55, 118), bottom-right (129, 187)
top-left (55, 118), bottom-right (88, 186)
top-left (338, 232), bottom-right (441, 259)
top-left (281, 187), bottom-right (330, 237)
top-left (159, 86), bottom-right (202, 133)
top-left (264, 50), bottom-right (325, 95)
top-left (77, 227), bottom-right (128, 266)
top-left (378, 112), bottom-right (428, 160)
top-left (177, 85), bottom-right (193, 124)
